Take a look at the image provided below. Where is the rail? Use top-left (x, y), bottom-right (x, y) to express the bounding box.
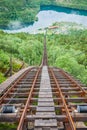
top-left (0, 34), bottom-right (87, 130)
top-left (50, 68), bottom-right (76, 130)
top-left (17, 67), bottom-right (41, 130)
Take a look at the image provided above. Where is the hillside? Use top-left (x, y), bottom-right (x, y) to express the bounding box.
top-left (56, 0), bottom-right (87, 9)
top-left (0, 0), bottom-right (87, 29)
top-left (0, 29), bottom-right (87, 85)
top-left (0, 31), bottom-right (43, 83)
top-left (47, 29), bottom-right (87, 85)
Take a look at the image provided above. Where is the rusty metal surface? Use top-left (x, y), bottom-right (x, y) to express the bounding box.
top-left (49, 68), bottom-right (76, 130)
top-left (41, 35), bottom-right (48, 66)
top-left (59, 69), bottom-right (87, 96)
top-left (17, 67), bottom-right (41, 130)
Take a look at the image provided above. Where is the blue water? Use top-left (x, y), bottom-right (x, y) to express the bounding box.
top-left (4, 5), bottom-right (87, 33)
top-left (40, 5), bottom-right (87, 16)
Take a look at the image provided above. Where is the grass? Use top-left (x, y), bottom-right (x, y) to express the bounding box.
top-left (84, 122), bottom-right (87, 126)
top-left (0, 72), bottom-right (6, 83)
top-left (0, 123), bottom-right (17, 130)
top-left (32, 101), bottom-right (38, 106)
top-left (55, 109), bottom-right (60, 115)
top-left (34, 95), bottom-right (39, 98)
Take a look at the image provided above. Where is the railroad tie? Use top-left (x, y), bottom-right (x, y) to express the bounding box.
top-left (35, 66), bottom-right (58, 130)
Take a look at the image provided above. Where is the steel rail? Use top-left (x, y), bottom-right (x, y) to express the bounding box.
top-left (60, 69), bottom-right (86, 95)
top-left (17, 67), bottom-right (41, 130)
top-left (0, 67), bottom-right (33, 105)
top-left (41, 34), bottom-right (48, 66)
top-left (50, 68), bottom-right (76, 130)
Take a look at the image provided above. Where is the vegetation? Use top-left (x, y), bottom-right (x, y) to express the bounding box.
top-left (0, 0), bottom-right (87, 29)
top-left (0, 29), bottom-right (87, 129)
top-left (0, 1), bottom-right (87, 129)
top-left (0, 29), bottom-right (87, 85)
top-left (0, 31), bottom-right (43, 83)
top-left (0, 123), bottom-right (17, 130)
top-left (55, 0), bottom-right (87, 10)
top-left (47, 29), bottom-right (87, 85)
top-left (0, 72), bottom-right (6, 83)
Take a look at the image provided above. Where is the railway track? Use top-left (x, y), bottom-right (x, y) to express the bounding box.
top-left (0, 34), bottom-right (87, 130)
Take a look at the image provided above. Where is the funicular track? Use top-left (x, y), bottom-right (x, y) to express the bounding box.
top-left (0, 34), bottom-right (87, 130)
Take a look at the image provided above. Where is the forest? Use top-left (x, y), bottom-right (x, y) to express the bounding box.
top-left (0, 0), bottom-right (87, 29)
top-left (0, 31), bottom-right (43, 83)
top-left (0, 29), bottom-right (87, 85)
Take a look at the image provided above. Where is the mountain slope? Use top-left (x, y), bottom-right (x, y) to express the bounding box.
top-left (0, 29), bottom-right (87, 85)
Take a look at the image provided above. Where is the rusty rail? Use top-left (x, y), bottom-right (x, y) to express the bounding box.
top-left (17, 67), bottom-right (41, 130)
top-left (41, 33), bottom-right (48, 66)
top-left (60, 69), bottom-right (87, 96)
top-left (0, 67), bottom-right (33, 105)
top-left (50, 68), bottom-right (76, 130)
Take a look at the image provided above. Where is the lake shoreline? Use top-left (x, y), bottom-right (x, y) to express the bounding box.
top-left (40, 5), bottom-right (87, 14)
top-left (1, 5), bottom-right (87, 31)
top-left (1, 5), bottom-right (87, 33)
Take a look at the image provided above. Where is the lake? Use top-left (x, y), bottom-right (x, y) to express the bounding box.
top-left (4, 5), bottom-right (87, 33)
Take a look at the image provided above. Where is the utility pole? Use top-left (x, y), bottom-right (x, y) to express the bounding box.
top-left (9, 44), bottom-right (13, 77)
top-left (10, 53), bottom-right (12, 76)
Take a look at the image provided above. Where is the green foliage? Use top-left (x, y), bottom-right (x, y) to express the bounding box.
top-left (84, 122), bottom-right (87, 126)
top-left (0, 31), bottom-right (43, 66)
top-left (0, 72), bottom-right (6, 83)
top-left (0, 50), bottom-right (9, 72)
top-left (0, 29), bottom-right (87, 86)
top-left (0, 31), bottom-right (43, 83)
top-left (55, 0), bottom-right (87, 10)
top-left (12, 60), bottom-right (23, 72)
top-left (47, 29), bottom-right (87, 85)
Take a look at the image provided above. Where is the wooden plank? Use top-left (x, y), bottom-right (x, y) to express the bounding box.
top-left (35, 119), bottom-right (57, 127)
top-left (11, 88), bottom-right (30, 92)
top-left (35, 66), bottom-right (57, 128)
top-left (39, 89), bottom-right (52, 92)
top-left (36, 112), bottom-right (55, 116)
top-left (38, 102), bottom-right (54, 107)
top-left (0, 67), bottom-right (33, 95)
top-left (34, 127), bottom-right (58, 130)
top-left (27, 114), bottom-right (87, 122)
top-left (39, 92), bottom-right (52, 95)
top-left (67, 98), bottom-right (87, 102)
top-left (0, 114), bottom-right (87, 122)
top-left (34, 128), bottom-right (42, 130)
top-left (4, 98), bottom-right (27, 103)
top-left (76, 128), bottom-right (87, 130)
top-left (39, 94), bottom-right (52, 98)
top-left (37, 107), bottom-right (55, 112)
top-left (38, 98), bottom-right (53, 102)
top-left (61, 88), bottom-right (80, 91)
